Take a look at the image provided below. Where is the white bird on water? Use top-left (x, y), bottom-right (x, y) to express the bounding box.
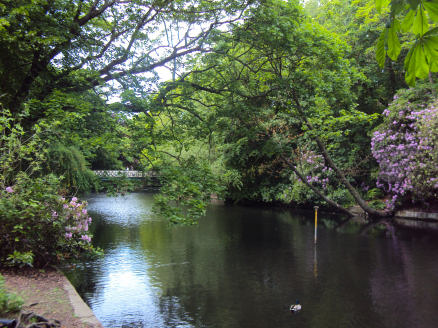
top-left (290, 300), bottom-right (302, 312)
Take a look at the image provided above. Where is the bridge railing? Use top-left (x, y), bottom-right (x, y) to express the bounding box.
top-left (93, 170), bottom-right (158, 178)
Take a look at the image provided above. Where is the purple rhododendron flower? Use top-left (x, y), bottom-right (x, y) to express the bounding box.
top-left (5, 186), bottom-right (14, 193)
top-left (371, 96), bottom-right (438, 209)
top-left (81, 235), bottom-right (91, 243)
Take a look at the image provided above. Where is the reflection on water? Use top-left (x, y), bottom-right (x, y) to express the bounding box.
top-left (66, 193), bottom-right (438, 328)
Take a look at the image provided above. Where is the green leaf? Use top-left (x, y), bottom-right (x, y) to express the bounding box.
top-left (405, 41), bottom-right (429, 85)
top-left (376, 30), bottom-right (387, 67)
top-left (412, 5), bottom-right (429, 36)
top-left (387, 23), bottom-right (401, 60)
top-left (404, 45), bottom-right (417, 85)
top-left (423, 35), bottom-right (438, 72)
top-left (401, 9), bottom-right (415, 32)
top-left (424, 1), bottom-right (438, 22)
top-left (375, 0), bottom-right (384, 12)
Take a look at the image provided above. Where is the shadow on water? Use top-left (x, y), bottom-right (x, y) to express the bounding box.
top-left (65, 193), bottom-right (438, 328)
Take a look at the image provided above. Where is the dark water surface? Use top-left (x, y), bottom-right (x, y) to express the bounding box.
top-left (66, 193), bottom-right (438, 328)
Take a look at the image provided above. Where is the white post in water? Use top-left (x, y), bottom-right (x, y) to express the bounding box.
top-left (314, 206), bottom-right (319, 244)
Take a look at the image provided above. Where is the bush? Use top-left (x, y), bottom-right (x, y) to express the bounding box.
top-left (0, 274), bottom-right (23, 315)
top-left (0, 173), bottom-right (99, 268)
top-left (371, 82), bottom-right (438, 209)
top-left (368, 199), bottom-right (386, 210)
top-left (366, 188), bottom-right (384, 200)
top-left (1, 107), bottom-right (100, 268)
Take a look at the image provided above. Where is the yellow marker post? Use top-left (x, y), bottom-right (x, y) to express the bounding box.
top-left (313, 243), bottom-right (318, 278)
top-left (314, 206), bottom-right (319, 244)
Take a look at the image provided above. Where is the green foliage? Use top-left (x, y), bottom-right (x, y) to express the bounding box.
top-left (308, 0), bottom-right (405, 113)
top-left (0, 0), bottom-right (253, 115)
top-left (153, 159), bottom-right (223, 224)
top-left (329, 187), bottom-right (356, 207)
top-left (0, 107), bottom-right (47, 188)
top-left (6, 251), bottom-right (34, 268)
top-left (0, 274), bottom-right (23, 315)
top-left (1, 104), bottom-right (99, 194)
top-left (34, 91), bottom-right (137, 171)
top-left (368, 199), bottom-right (386, 209)
top-left (375, 0), bottom-right (438, 85)
top-left (0, 108), bottom-right (100, 268)
top-left (281, 179), bottom-right (319, 206)
top-left (46, 143), bottom-right (97, 193)
top-left (98, 175), bottom-right (142, 196)
top-left (366, 187), bottom-right (384, 200)
top-left (160, 0), bottom-right (379, 210)
top-left (3, 0), bottom-right (433, 222)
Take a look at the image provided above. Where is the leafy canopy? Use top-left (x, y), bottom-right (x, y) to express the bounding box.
top-left (375, 0), bottom-right (438, 85)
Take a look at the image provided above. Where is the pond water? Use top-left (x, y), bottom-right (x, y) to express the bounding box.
top-left (66, 193), bottom-right (438, 328)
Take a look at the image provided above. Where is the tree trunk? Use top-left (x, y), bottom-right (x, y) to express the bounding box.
top-left (281, 156), bottom-right (354, 217)
top-left (292, 95), bottom-right (393, 218)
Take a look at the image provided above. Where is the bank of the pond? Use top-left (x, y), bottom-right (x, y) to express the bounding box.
top-left (227, 197), bottom-right (438, 231)
top-left (1, 269), bottom-right (103, 328)
top-left (394, 209), bottom-right (438, 231)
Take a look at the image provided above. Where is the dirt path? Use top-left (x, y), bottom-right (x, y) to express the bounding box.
top-left (1, 269), bottom-right (103, 328)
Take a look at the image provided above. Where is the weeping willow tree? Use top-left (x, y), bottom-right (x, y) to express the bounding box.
top-left (45, 144), bottom-right (97, 193)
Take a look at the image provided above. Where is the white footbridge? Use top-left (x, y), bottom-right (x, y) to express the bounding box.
top-left (93, 170), bottom-right (159, 178)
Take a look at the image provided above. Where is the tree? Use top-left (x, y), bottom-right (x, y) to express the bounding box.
top-left (0, 0), bottom-right (255, 116)
top-left (154, 0), bottom-right (389, 217)
top-left (306, 0), bottom-right (407, 112)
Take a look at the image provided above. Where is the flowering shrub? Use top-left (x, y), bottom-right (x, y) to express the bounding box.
top-left (371, 83), bottom-right (438, 209)
top-left (0, 173), bottom-right (98, 268)
top-left (1, 107), bottom-right (100, 267)
top-left (61, 196), bottom-right (93, 243)
top-left (301, 150), bottom-right (332, 190)
top-left (280, 149), bottom-right (357, 206)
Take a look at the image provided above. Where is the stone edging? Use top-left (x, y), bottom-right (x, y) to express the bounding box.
top-left (395, 210), bottom-right (438, 221)
top-left (62, 276), bottom-right (104, 328)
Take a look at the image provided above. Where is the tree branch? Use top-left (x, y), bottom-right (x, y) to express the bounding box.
top-left (281, 155), bottom-right (354, 216)
top-left (291, 93), bottom-right (392, 218)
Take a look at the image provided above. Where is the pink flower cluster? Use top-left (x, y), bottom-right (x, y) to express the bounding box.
top-left (60, 196), bottom-right (93, 243)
